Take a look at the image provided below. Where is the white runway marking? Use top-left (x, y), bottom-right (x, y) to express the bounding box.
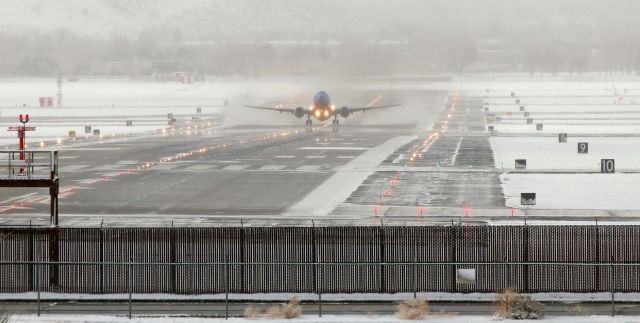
top-left (73, 179), bottom-right (101, 185)
top-left (223, 164), bottom-right (250, 170)
top-left (59, 165), bottom-right (90, 172)
top-left (274, 155), bottom-right (296, 158)
top-left (89, 165), bottom-right (124, 171)
top-left (337, 156), bottom-right (357, 159)
top-left (260, 165), bottom-right (287, 170)
top-left (299, 147), bottom-right (368, 150)
top-left (296, 165), bottom-right (322, 171)
top-left (116, 160), bottom-right (138, 165)
top-left (185, 165), bottom-right (215, 171)
top-left (306, 155), bottom-right (326, 159)
top-left (285, 135), bottom-right (417, 217)
top-left (60, 148), bottom-right (124, 151)
top-left (152, 164), bottom-right (180, 171)
top-left (0, 192), bottom-right (37, 204)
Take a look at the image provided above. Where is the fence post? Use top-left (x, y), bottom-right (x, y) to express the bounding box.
top-left (225, 254), bottom-right (229, 320)
top-left (594, 221), bottom-right (600, 292)
top-left (318, 262), bottom-right (322, 317)
top-left (36, 261), bottom-right (40, 316)
top-left (380, 220), bottom-right (385, 293)
top-left (413, 232), bottom-right (418, 299)
top-left (99, 228), bottom-right (104, 294)
top-left (450, 225), bottom-right (457, 292)
top-left (312, 220), bottom-right (321, 317)
top-left (610, 258), bottom-right (615, 317)
top-left (128, 257), bottom-right (132, 319)
top-left (240, 220), bottom-right (245, 293)
top-left (523, 224), bottom-right (529, 293)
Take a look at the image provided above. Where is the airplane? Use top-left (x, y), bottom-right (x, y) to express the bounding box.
top-left (244, 91), bottom-right (401, 131)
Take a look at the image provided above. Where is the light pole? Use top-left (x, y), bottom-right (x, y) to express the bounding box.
top-left (8, 114), bottom-right (36, 174)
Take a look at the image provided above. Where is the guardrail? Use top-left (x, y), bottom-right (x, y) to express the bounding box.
top-left (0, 150), bottom-right (59, 225)
top-left (0, 150), bottom-right (57, 179)
top-left (0, 260), bottom-right (630, 319)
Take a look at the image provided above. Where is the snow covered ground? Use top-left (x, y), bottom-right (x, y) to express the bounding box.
top-left (482, 82), bottom-right (640, 211)
top-left (5, 314), bottom-right (640, 323)
top-left (0, 79), bottom-right (322, 147)
top-left (491, 137), bottom-right (640, 171)
top-left (502, 173), bottom-right (640, 210)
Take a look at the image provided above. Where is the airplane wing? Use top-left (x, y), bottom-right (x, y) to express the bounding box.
top-left (243, 105), bottom-right (296, 113)
top-left (348, 104), bottom-right (402, 113)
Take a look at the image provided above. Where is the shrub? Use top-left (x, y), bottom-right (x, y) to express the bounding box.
top-left (244, 305), bottom-right (262, 319)
top-left (267, 296), bottom-right (302, 319)
top-left (494, 288), bottom-right (543, 320)
top-left (395, 298), bottom-right (428, 320)
top-left (267, 305), bottom-right (282, 319)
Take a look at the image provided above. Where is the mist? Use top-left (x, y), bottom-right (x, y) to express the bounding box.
top-left (1, 0), bottom-right (640, 77)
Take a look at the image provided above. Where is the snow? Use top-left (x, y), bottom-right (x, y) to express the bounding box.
top-left (6, 314), bottom-right (640, 323)
top-left (0, 78), bottom-right (330, 147)
top-left (501, 173), bottom-right (640, 210)
top-left (490, 137), bottom-right (640, 171)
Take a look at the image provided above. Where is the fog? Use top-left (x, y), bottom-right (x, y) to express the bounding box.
top-left (1, 0), bottom-right (640, 77)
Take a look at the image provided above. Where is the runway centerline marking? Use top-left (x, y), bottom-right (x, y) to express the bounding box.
top-left (299, 147), bottom-right (368, 150)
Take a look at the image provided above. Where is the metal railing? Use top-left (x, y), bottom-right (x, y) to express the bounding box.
top-left (0, 150), bottom-right (58, 179)
top-left (0, 260), bottom-right (635, 319)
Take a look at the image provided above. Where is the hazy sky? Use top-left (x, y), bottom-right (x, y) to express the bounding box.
top-left (1, 0), bottom-right (639, 38)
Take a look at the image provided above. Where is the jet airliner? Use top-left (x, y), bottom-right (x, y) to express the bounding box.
top-left (244, 91), bottom-right (400, 131)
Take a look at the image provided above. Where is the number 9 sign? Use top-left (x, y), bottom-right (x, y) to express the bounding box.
top-left (578, 142), bottom-right (588, 154)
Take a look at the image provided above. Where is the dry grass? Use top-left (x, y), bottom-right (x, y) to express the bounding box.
top-left (431, 309), bottom-right (459, 317)
top-left (0, 307), bottom-right (8, 323)
top-left (267, 305), bottom-right (282, 319)
top-left (244, 305), bottom-right (262, 319)
top-left (494, 288), bottom-right (543, 320)
top-left (566, 304), bottom-right (589, 316)
top-left (267, 296), bottom-right (302, 319)
top-left (395, 298), bottom-right (428, 320)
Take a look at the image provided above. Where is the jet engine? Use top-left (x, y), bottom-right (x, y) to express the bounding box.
top-left (294, 107), bottom-right (305, 118)
top-left (339, 107), bottom-right (350, 118)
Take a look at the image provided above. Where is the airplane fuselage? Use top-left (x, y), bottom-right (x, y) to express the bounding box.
top-left (310, 91), bottom-right (335, 121)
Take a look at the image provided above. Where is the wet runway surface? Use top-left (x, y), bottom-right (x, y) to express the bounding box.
top-left (341, 95), bottom-right (505, 212)
top-left (0, 90), bottom-right (446, 226)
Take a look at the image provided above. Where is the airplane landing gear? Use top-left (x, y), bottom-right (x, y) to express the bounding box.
top-left (306, 118), bottom-right (313, 132)
top-left (332, 118), bottom-right (340, 133)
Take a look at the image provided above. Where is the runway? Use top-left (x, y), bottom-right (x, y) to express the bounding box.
top-left (3, 87), bottom-right (639, 227)
top-left (0, 89), bottom-right (447, 227)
